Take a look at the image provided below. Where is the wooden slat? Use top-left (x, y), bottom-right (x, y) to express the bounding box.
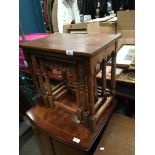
top-left (54, 101), bottom-right (77, 114)
top-left (94, 97), bottom-right (104, 112)
top-left (52, 81), bottom-right (64, 92)
top-left (95, 96), bottom-right (113, 122)
top-left (88, 76), bottom-right (95, 115)
top-left (54, 89), bottom-right (68, 100)
top-left (53, 85), bottom-right (67, 96)
top-left (111, 52), bottom-right (116, 94)
top-left (102, 59), bottom-right (107, 99)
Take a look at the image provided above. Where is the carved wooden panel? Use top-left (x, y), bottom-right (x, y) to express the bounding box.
top-left (21, 33), bottom-right (121, 132)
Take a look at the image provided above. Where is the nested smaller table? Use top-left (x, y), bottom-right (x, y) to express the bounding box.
top-left (21, 33), bottom-right (121, 155)
top-left (21, 33), bottom-right (121, 132)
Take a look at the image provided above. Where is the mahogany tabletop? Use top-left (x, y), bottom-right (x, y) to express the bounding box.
top-left (26, 103), bottom-right (115, 151)
top-left (20, 33), bottom-right (121, 57)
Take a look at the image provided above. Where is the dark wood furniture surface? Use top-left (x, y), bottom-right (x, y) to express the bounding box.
top-left (94, 113), bottom-right (135, 155)
top-left (27, 103), bottom-right (115, 154)
top-left (20, 33), bottom-right (121, 56)
top-left (21, 33), bottom-right (121, 132)
top-left (21, 33), bottom-right (121, 155)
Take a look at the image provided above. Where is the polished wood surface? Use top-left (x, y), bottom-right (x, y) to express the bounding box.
top-left (27, 103), bottom-right (116, 150)
top-left (21, 33), bottom-right (123, 155)
top-left (21, 33), bottom-right (121, 132)
top-left (94, 113), bottom-right (135, 155)
top-left (20, 33), bottom-right (121, 56)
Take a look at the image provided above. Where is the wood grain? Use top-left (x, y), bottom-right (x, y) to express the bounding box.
top-left (20, 33), bottom-right (121, 57)
top-left (26, 102), bottom-right (116, 151)
top-left (22, 33), bottom-right (121, 131)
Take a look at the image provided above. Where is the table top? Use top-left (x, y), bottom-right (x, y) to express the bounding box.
top-left (20, 33), bottom-right (121, 57)
top-left (94, 113), bottom-right (135, 155)
top-left (26, 103), bottom-right (115, 151)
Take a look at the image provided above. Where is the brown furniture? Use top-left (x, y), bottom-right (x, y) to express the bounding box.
top-left (20, 33), bottom-right (121, 155)
top-left (96, 11), bottom-right (135, 100)
top-left (96, 42), bottom-right (135, 100)
top-left (117, 10), bottom-right (135, 38)
top-left (94, 113), bottom-right (135, 155)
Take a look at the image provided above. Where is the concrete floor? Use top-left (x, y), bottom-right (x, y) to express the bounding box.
top-left (20, 128), bottom-right (41, 155)
top-left (19, 117), bottom-right (41, 155)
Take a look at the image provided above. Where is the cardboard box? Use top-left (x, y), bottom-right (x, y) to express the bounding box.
top-left (117, 23), bottom-right (135, 30)
top-left (99, 22), bottom-right (116, 34)
top-left (87, 21), bottom-right (116, 34)
top-left (117, 30), bottom-right (135, 38)
top-left (117, 11), bottom-right (135, 24)
top-left (87, 22), bottom-right (100, 34)
top-left (63, 20), bottom-right (116, 34)
top-left (117, 11), bottom-right (135, 38)
top-left (63, 24), bottom-right (72, 33)
top-left (63, 23), bottom-right (87, 33)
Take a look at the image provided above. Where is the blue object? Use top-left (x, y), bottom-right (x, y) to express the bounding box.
top-left (19, 0), bottom-right (45, 34)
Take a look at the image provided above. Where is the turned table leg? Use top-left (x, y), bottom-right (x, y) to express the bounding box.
top-left (111, 52), bottom-right (116, 95)
top-left (102, 59), bottom-right (107, 100)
